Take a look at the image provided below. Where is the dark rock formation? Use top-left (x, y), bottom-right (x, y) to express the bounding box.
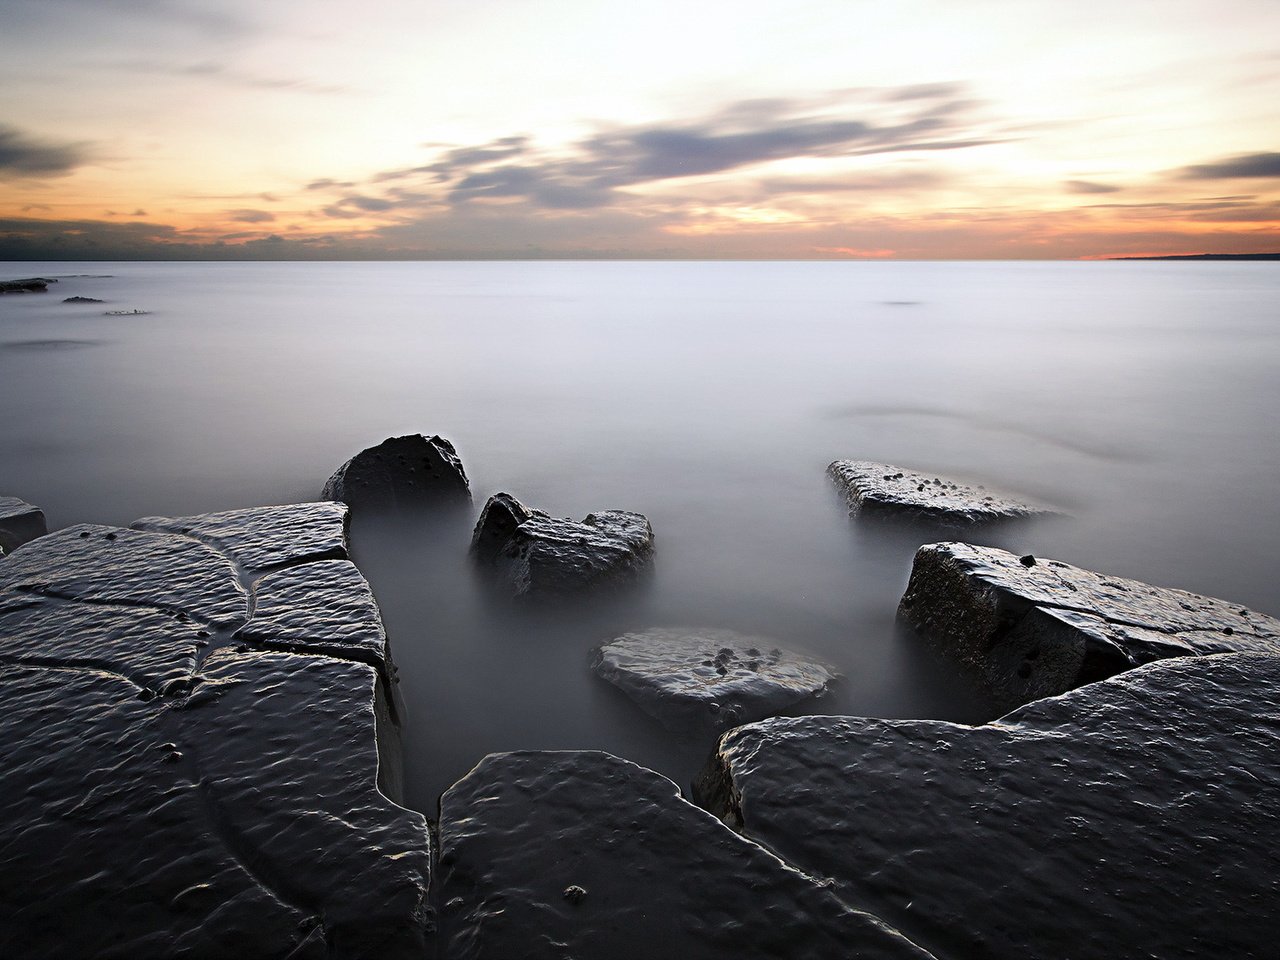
top-left (698, 653), bottom-right (1280, 960)
top-left (322, 434), bottom-right (470, 510)
top-left (436, 750), bottom-right (935, 960)
top-left (828, 460), bottom-right (1048, 525)
top-left (0, 278), bottom-right (53, 293)
top-left (898, 541), bottom-right (1280, 708)
top-left (62, 296), bottom-right (103, 303)
top-left (592, 626), bottom-right (837, 731)
top-left (0, 503), bottom-right (431, 959)
top-left (471, 492), bottom-right (654, 599)
top-left (0, 496), bottom-right (46, 554)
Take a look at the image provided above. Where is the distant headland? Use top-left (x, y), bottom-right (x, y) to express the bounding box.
top-left (1107, 253), bottom-right (1280, 261)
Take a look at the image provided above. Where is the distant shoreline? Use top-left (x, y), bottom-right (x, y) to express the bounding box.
top-left (1106, 253), bottom-right (1280, 261)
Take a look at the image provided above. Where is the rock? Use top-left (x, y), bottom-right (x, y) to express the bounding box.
top-left (898, 541), bottom-right (1280, 708)
top-left (104, 308), bottom-right (149, 315)
top-left (436, 749), bottom-right (935, 960)
top-left (827, 460), bottom-right (1049, 525)
top-left (0, 278), bottom-right (53, 293)
top-left (697, 653), bottom-right (1280, 960)
top-left (0, 496), bottom-right (46, 554)
top-left (592, 626), bottom-right (838, 731)
top-left (62, 296), bottom-right (104, 303)
top-left (322, 434), bottom-right (470, 510)
top-left (0, 503), bottom-right (431, 959)
top-left (470, 492), bottom-right (654, 599)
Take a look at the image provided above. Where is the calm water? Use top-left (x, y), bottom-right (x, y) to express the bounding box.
top-left (2, 260), bottom-right (1278, 810)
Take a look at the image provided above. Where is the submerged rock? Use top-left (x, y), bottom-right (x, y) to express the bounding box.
top-left (592, 626), bottom-right (837, 731)
top-left (0, 496), bottom-right (46, 554)
top-left (436, 750), bottom-right (935, 960)
top-left (898, 541), bottom-right (1280, 708)
top-left (698, 653), bottom-right (1280, 960)
top-left (0, 278), bottom-right (52, 293)
top-left (470, 492), bottom-right (654, 599)
top-left (322, 434), bottom-right (470, 510)
top-left (0, 503), bottom-right (430, 959)
top-left (827, 460), bottom-right (1048, 525)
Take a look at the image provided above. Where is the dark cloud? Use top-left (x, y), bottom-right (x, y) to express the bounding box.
top-left (228, 208), bottom-right (275, 223)
top-left (0, 124), bottom-right (90, 177)
top-left (1065, 180), bottom-right (1121, 194)
top-left (1179, 152), bottom-right (1280, 179)
top-left (305, 178), bottom-right (354, 191)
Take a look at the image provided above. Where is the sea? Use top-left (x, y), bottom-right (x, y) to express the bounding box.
top-left (2, 260), bottom-right (1277, 811)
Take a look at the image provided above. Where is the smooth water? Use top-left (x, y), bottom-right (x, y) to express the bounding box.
top-left (2, 260), bottom-right (1277, 809)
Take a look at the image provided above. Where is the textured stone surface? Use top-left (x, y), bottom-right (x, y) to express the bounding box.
top-left (471, 492), bottom-right (654, 600)
top-left (828, 460), bottom-right (1048, 525)
top-left (698, 653), bottom-right (1280, 960)
top-left (322, 434), bottom-right (470, 509)
top-left (592, 626), bottom-right (838, 731)
top-left (0, 503), bottom-right (431, 959)
top-left (135, 501), bottom-right (349, 573)
top-left (899, 541), bottom-right (1280, 707)
top-left (437, 750), bottom-right (935, 960)
top-left (0, 496), bottom-right (47, 554)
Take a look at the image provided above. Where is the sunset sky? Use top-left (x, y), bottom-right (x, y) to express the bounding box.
top-left (2, 0), bottom-right (1278, 259)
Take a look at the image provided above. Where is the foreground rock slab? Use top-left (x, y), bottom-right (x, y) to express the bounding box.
top-left (471, 492), bottom-right (654, 599)
top-left (0, 503), bottom-right (431, 959)
top-left (592, 626), bottom-right (837, 731)
top-left (0, 277), bottom-right (52, 293)
top-left (828, 460), bottom-right (1048, 525)
top-left (899, 541), bottom-right (1280, 707)
top-left (0, 496), bottom-right (46, 554)
top-left (323, 433), bottom-right (470, 510)
top-left (437, 750), bottom-right (934, 960)
top-left (699, 653), bottom-right (1280, 960)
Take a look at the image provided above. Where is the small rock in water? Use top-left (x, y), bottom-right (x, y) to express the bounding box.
top-left (592, 627), bottom-right (837, 731)
top-left (62, 296), bottom-right (104, 303)
top-left (0, 278), bottom-right (53, 293)
top-left (322, 434), bottom-right (471, 511)
top-left (827, 460), bottom-right (1050, 525)
top-left (470, 492), bottom-right (653, 600)
top-left (1019, 554), bottom-right (1036, 567)
top-left (0, 496), bottom-right (47, 555)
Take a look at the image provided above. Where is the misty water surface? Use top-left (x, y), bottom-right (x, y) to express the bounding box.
top-left (2, 260), bottom-right (1277, 808)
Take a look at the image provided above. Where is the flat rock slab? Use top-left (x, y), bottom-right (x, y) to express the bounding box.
top-left (828, 460), bottom-right (1048, 525)
top-left (592, 626), bottom-right (838, 731)
top-left (0, 496), bottom-right (47, 554)
top-left (436, 750), bottom-right (935, 960)
top-left (323, 434), bottom-right (471, 509)
top-left (471, 492), bottom-right (654, 600)
top-left (899, 541), bottom-right (1280, 708)
top-left (697, 653), bottom-right (1280, 960)
top-left (0, 503), bottom-right (431, 959)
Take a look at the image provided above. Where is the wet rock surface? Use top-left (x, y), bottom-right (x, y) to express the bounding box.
top-left (0, 496), bottom-right (46, 554)
top-left (699, 652), bottom-right (1280, 960)
top-left (0, 503), bottom-right (431, 959)
top-left (471, 492), bottom-right (654, 599)
top-left (62, 295), bottom-right (104, 303)
top-left (592, 626), bottom-right (838, 731)
top-left (828, 460), bottom-right (1048, 525)
top-left (436, 750), bottom-right (935, 960)
top-left (899, 541), bottom-right (1280, 707)
top-left (322, 433), bottom-right (471, 510)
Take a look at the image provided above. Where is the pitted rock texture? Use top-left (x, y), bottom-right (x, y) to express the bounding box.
top-left (899, 541), bottom-right (1280, 708)
top-left (697, 653), bottom-right (1280, 960)
top-left (135, 501), bottom-right (349, 573)
top-left (0, 496), bottom-right (46, 554)
top-left (436, 750), bottom-right (935, 960)
top-left (828, 460), bottom-right (1048, 525)
top-left (592, 627), bottom-right (838, 731)
top-left (471, 492), bottom-right (654, 600)
top-left (0, 503), bottom-right (431, 959)
top-left (322, 434), bottom-right (470, 509)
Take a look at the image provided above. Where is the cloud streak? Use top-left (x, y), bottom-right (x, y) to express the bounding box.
top-left (1179, 152), bottom-right (1280, 179)
top-left (0, 124), bottom-right (90, 178)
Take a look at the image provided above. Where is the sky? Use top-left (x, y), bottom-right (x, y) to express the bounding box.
top-left (1, 0), bottom-right (1278, 259)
